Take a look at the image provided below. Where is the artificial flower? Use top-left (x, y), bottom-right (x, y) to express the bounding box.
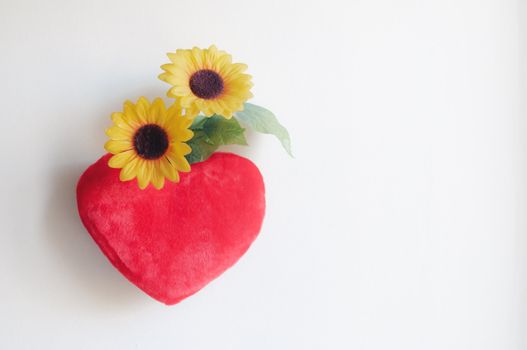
top-left (159, 45), bottom-right (253, 119)
top-left (104, 97), bottom-right (193, 189)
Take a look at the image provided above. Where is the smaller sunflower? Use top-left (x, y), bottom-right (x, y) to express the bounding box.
top-left (104, 97), bottom-right (193, 190)
top-left (159, 45), bottom-right (253, 119)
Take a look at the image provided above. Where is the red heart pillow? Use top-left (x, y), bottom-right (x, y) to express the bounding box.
top-left (77, 152), bottom-right (265, 305)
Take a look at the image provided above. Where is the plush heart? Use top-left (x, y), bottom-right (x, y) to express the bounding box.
top-left (76, 152), bottom-right (265, 305)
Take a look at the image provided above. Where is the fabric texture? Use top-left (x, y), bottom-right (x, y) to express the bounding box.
top-left (77, 152), bottom-right (265, 305)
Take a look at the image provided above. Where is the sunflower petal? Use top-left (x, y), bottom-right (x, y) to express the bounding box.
top-left (185, 105), bottom-right (200, 119)
top-left (167, 100), bottom-right (183, 118)
top-left (123, 101), bottom-right (143, 125)
top-left (160, 63), bottom-right (178, 74)
top-left (108, 150), bottom-right (136, 168)
top-left (172, 85), bottom-right (191, 96)
top-left (160, 156), bottom-right (179, 182)
top-left (111, 112), bottom-right (135, 131)
top-left (135, 97), bottom-right (150, 123)
top-left (180, 95), bottom-right (196, 108)
top-left (104, 140), bottom-right (132, 154)
top-left (195, 100), bottom-right (214, 116)
top-left (167, 147), bottom-right (191, 172)
top-left (149, 98), bottom-right (167, 125)
top-left (105, 126), bottom-right (132, 140)
top-left (191, 47), bottom-right (204, 68)
top-left (213, 53), bottom-right (232, 71)
top-left (150, 162), bottom-right (165, 189)
top-left (119, 157), bottom-right (139, 181)
top-left (136, 160), bottom-right (152, 189)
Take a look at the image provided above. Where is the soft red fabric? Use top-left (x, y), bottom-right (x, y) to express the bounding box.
top-left (77, 152), bottom-right (265, 305)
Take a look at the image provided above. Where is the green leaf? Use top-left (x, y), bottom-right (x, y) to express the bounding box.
top-left (185, 115), bottom-right (248, 164)
top-left (234, 103), bottom-right (292, 156)
top-left (190, 115), bottom-right (209, 130)
top-left (203, 116), bottom-right (248, 146)
top-left (185, 130), bottom-right (219, 164)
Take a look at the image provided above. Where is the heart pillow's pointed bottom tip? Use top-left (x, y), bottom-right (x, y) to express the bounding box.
top-left (77, 152), bottom-right (266, 304)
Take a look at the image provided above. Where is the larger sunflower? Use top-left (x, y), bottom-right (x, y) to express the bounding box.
top-left (159, 45), bottom-right (253, 119)
top-left (104, 97), bottom-right (193, 190)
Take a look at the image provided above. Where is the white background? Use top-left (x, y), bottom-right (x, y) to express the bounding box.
top-left (0, 0), bottom-right (526, 349)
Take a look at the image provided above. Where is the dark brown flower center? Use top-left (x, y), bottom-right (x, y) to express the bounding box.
top-left (189, 69), bottom-right (224, 99)
top-left (133, 124), bottom-right (169, 160)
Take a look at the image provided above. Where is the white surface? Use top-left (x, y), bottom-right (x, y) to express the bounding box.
top-left (0, 0), bottom-right (525, 348)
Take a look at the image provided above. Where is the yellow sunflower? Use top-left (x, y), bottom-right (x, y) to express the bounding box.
top-left (104, 97), bottom-right (193, 190)
top-left (159, 45), bottom-right (253, 119)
